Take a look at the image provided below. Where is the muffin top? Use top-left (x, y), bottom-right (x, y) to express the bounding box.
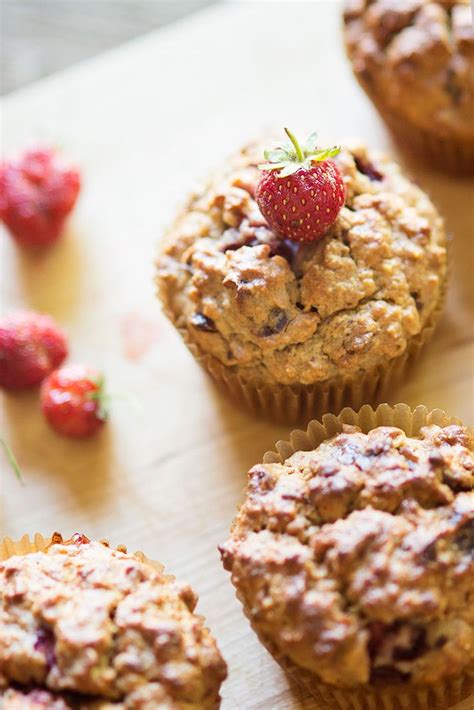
top-left (0, 535), bottom-right (226, 709)
top-left (1, 687), bottom-right (192, 710)
top-left (220, 424), bottom-right (474, 687)
top-left (2, 689), bottom-right (73, 710)
top-left (344, 0), bottom-right (474, 139)
top-left (156, 140), bottom-right (446, 386)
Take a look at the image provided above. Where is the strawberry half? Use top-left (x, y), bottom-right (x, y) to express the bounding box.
top-left (256, 128), bottom-right (345, 243)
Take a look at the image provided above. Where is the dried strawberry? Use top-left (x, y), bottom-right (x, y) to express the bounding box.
top-left (256, 128), bottom-right (345, 243)
top-left (0, 311), bottom-right (68, 389)
top-left (40, 364), bottom-right (108, 438)
top-left (0, 148), bottom-right (81, 246)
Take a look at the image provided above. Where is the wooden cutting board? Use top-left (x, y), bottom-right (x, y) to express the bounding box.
top-left (1, 2), bottom-right (473, 708)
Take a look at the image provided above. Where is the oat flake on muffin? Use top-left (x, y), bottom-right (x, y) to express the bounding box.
top-left (0, 535), bottom-right (227, 709)
top-left (344, 0), bottom-right (474, 172)
top-left (220, 423), bottom-right (474, 688)
top-left (157, 140), bottom-right (446, 388)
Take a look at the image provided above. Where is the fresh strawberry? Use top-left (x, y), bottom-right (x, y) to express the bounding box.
top-left (256, 128), bottom-right (345, 243)
top-left (0, 148), bottom-right (81, 247)
top-left (0, 311), bottom-right (68, 389)
top-left (40, 364), bottom-right (108, 438)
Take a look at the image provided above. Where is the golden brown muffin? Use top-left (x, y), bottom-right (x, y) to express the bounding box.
top-left (0, 535), bottom-right (227, 709)
top-left (220, 423), bottom-right (474, 690)
top-left (1, 686), bottom-right (194, 709)
top-left (2, 689), bottom-right (73, 710)
top-left (344, 0), bottom-right (474, 174)
top-left (156, 139), bottom-right (446, 422)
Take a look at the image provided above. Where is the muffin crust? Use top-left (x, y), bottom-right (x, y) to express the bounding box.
top-left (220, 424), bottom-right (474, 687)
top-left (1, 686), bottom-right (196, 709)
top-left (344, 1), bottom-right (474, 141)
top-left (2, 689), bottom-right (73, 710)
top-left (0, 536), bottom-right (226, 709)
top-left (156, 140), bottom-right (446, 386)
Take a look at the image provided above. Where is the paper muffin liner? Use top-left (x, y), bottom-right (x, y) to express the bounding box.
top-left (378, 107), bottom-right (474, 177)
top-left (0, 532), bottom-right (167, 578)
top-left (353, 78), bottom-right (474, 176)
top-left (160, 268), bottom-right (447, 425)
top-left (229, 403), bottom-right (473, 710)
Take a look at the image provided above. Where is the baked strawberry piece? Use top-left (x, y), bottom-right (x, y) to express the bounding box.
top-left (256, 128), bottom-right (345, 243)
top-left (0, 311), bottom-right (68, 389)
top-left (40, 364), bottom-right (107, 438)
top-left (0, 148), bottom-right (81, 247)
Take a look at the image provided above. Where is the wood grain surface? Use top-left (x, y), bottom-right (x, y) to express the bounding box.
top-left (1, 2), bottom-right (473, 708)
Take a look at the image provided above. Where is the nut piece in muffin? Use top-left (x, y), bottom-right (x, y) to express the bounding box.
top-left (156, 139), bottom-right (446, 396)
top-left (220, 423), bottom-right (474, 689)
top-left (343, 0), bottom-right (474, 173)
top-left (0, 535), bottom-right (227, 709)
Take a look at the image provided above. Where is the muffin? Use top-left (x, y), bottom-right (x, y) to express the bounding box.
top-left (1, 687), bottom-right (190, 710)
top-left (156, 139), bottom-right (447, 424)
top-left (2, 689), bottom-right (73, 710)
top-left (0, 534), bottom-right (227, 709)
top-left (343, 0), bottom-right (474, 174)
top-left (219, 404), bottom-right (474, 709)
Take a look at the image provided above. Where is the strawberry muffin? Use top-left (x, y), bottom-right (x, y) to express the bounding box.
top-left (0, 534), bottom-right (227, 709)
top-left (343, 0), bottom-right (474, 174)
top-left (156, 135), bottom-right (447, 423)
top-left (220, 407), bottom-right (474, 707)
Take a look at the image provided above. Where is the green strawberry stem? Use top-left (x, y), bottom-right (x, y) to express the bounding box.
top-left (0, 438), bottom-right (23, 483)
top-left (284, 127), bottom-right (304, 163)
top-left (88, 377), bottom-right (141, 421)
top-left (88, 375), bottom-right (109, 421)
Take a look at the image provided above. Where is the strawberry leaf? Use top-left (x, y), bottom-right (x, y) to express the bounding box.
top-left (305, 132), bottom-right (319, 152)
top-left (283, 143), bottom-right (297, 159)
top-left (88, 375), bottom-right (109, 421)
top-left (87, 379), bottom-right (141, 422)
top-left (263, 148), bottom-right (289, 163)
top-left (309, 146), bottom-right (341, 162)
top-left (258, 162), bottom-right (288, 172)
top-left (0, 438), bottom-right (24, 483)
top-left (278, 163), bottom-right (303, 177)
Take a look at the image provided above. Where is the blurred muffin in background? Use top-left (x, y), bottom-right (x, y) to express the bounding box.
top-left (344, 0), bottom-right (474, 174)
